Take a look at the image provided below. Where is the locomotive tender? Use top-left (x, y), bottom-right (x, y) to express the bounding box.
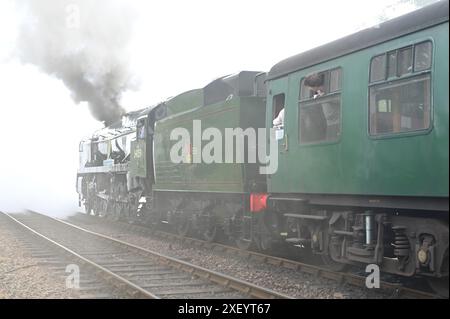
top-left (77, 1), bottom-right (449, 294)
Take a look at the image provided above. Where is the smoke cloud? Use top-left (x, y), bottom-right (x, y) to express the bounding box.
top-left (15, 0), bottom-right (137, 125)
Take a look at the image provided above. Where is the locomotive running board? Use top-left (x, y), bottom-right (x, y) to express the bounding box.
top-left (269, 197), bottom-right (308, 203)
top-left (77, 163), bottom-right (129, 174)
top-left (283, 213), bottom-right (328, 221)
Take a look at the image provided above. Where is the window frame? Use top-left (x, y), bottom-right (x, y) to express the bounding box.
top-left (272, 93), bottom-right (286, 125)
top-left (298, 67), bottom-right (343, 146)
top-left (368, 39), bottom-right (434, 139)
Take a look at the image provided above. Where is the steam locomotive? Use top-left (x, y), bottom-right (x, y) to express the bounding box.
top-left (77, 1), bottom-right (449, 295)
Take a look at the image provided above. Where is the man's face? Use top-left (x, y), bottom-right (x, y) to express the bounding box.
top-left (311, 85), bottom-right (324, 93)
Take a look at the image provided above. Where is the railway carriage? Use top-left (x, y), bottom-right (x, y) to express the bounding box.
top-left (262, 0), bottom-right (448, 288)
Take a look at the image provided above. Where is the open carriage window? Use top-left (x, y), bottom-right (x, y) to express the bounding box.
top-left (298, 68), bottom-right (342, 144)
top-left (272, 93), bottom-right (285, 128)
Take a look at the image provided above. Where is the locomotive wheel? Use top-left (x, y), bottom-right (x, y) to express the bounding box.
top-left (201, 210), bottom-right (218, 242)
top-left (84, 200), bottom-right (93, 215)
top-left (107, 200), bottom-right (116, 219)
top-left (127, 199), bottom-right (139, 224)
top-left (203, 225), bottom-right (218, 242)
top-left (256, 229), bottom-right (274, 252)
top-left (255, 215), bottom-right (277, 252)
top-left (122, 202), bottom-right (131, 222)
top-left (236, 236), bottom-right (255, 250)
top-left (110, 202), bottom-right (121, 222)
top-left (143, 209), bottom-right (160, 229)
top-left (118, 202), bottom-right (127, 222)
top-left (235, 213), bottom-right (256, 250)
top-left (175, 211), bottom-right (191, 237)
top-left (100, 200), bottom-right (108, 218)
top-left (92, 199), bottom-right (100, 217)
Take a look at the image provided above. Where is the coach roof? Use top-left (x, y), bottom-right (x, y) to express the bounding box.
top-left (267, 0), bottom-right (449, 81)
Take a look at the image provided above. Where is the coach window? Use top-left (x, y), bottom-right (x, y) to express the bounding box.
top-left (414, 41), bottom-right (432, 71)
top-left (298, 68), bottom-right (342, 144)
top-left (370, 55), bottom-right (386, 82)
top-left (387, 51), bottom-right (397, 78)
top-left (398, 46), bottom-right (413, 76)
top-left (369, 41), bottom-right (432, 136)
top-left (272, 93), bottom-right (285, 140)
top-left (272, 94), bottom-right (285, 121)
top-left (98, 141), bottom-right (108, 156)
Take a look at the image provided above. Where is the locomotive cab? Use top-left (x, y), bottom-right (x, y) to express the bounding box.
top-left (130, 117), bottom-right (148, 178)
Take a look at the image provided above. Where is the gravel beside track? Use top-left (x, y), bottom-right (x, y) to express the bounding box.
top-left (4, 211), bottom-right (289, 299)
top-left (0, 213), bottom-right (80, 299)
top-left (67, 212), bottom-right (390, 299)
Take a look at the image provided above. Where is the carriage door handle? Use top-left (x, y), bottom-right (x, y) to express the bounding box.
top-left (281, 133), bottom-right (289, 152)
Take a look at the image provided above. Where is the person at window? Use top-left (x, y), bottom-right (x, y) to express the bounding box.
top-left (304, 73), bottom-right (325, 99)
top-left (303, 73), bottom-right (328, 141)
top-left (138, 125), bottom-right (146, 139)
top-left (273, 107), bottom-right (285, 128)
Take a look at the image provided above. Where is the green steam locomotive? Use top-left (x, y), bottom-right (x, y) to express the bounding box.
top-left (77, 1), bottom-right (449, 295)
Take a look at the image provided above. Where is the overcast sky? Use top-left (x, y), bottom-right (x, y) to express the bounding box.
top-left (0, 0), bottom-right (436, 216)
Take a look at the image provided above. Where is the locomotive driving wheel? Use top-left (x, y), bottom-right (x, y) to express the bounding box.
top-left (235, 212), bottom-right (256, 250)
top-left (84, 199), bottom-right (93, 216)
top-left (175, 211), bottom-right (191, 237)
top-left (256, 222), bottom-right (274, 252)
top-left (92, 198), bottom-right (100, 217)
top-left (100, 199), bottom-right (108, 218)
top-left (127, 197), bottom-right (139, 224)
top-left (109, 202), bottom-right (121, 222)
top-left (201, 210), bottom-right (218, 242)
top-left (255, 212), bottom-right (279, 253)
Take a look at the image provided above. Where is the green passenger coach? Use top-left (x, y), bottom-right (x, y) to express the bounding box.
top-left (262, 0), bottom-right (448, 288)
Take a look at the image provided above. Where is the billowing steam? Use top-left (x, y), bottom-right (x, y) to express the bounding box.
top-left (15, 0), bottom-right (137, 125)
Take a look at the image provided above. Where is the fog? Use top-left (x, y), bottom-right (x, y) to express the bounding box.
top-left (0, 0), bottom-right (433, 217)
top-left (0, 61), bottom-right (99, 217)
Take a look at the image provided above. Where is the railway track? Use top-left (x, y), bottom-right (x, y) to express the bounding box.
top-left (0, 211), bottom-right (291, 299)
top-left (67, 211), bottom-right (443, 299)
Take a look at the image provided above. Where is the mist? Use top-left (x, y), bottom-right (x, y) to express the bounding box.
top-left (0, 0), bottom-right (139, 217)
top-left (0, 62), bottom-right (100, 217)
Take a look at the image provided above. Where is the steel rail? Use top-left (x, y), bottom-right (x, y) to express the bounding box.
top-left (1, 211), bottom-right (158, 299)
top-left (22, 211), bottom-right (292, 299)
top-left (71, 212), bottom-right (441, 299)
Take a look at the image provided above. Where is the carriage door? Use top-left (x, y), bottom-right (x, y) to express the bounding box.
top-left (267, 77), bottom-right (289, 189)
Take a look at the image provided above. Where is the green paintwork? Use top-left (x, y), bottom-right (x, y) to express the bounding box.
top-left (165, 89), bottom-right (203, 115)
top-left (130, 139), bottom-right (147, 178)
top-left (267, 22), bottom-right (449, 197)
top-left (154, 96), bottom-right (266, 193)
